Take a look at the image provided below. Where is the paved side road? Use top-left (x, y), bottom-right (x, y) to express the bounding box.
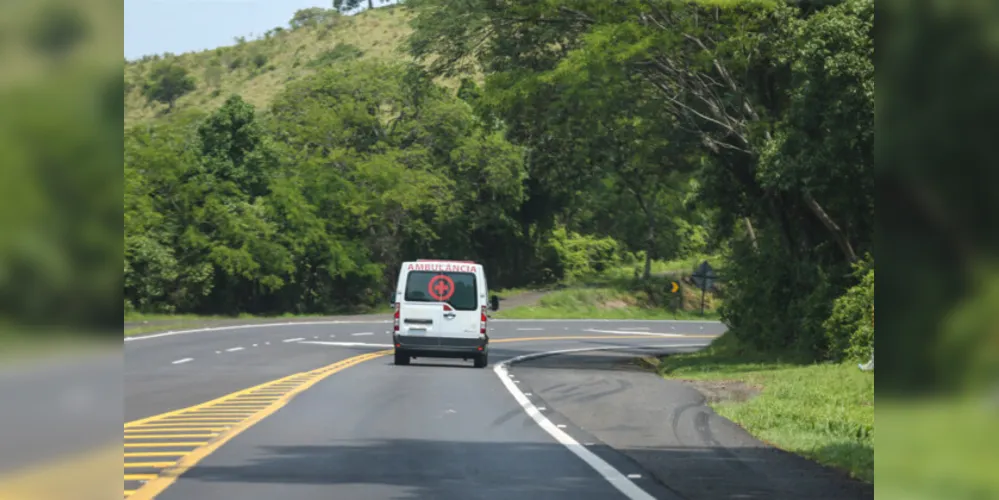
top-left (509, 349), bottom-right (874, 500)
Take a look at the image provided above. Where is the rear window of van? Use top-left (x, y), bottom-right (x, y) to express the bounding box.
top-left (404, 271), bottom-right (478, 311)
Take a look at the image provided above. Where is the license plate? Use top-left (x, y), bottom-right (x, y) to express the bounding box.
top-left (408, 328), bottom-right (427, 335)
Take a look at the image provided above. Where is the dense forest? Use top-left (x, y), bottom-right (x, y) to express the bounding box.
top-left (124, 0), bottom-right (873, 364)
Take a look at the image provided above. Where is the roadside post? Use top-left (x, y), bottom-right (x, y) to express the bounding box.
top-left (667, 279), bottom-right (680, 319)
top-left (691, 261), bottom-right (716, 317)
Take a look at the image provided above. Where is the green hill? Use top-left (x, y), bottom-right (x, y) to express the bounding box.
top-left (125, 5), bottom-right (424, 127)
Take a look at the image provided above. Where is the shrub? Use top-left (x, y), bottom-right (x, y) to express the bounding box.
top-left (824, 255), bottom-right (874, 362)
top-left (547, 227), bottom-right (622, 283)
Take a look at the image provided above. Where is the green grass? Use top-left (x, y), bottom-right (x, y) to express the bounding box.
top-left (656, 333), bottom-right (874, 482)
top-left (875, 398), bottom-right (999, 499)
top-left (493, 286), bottom-right (720, 320)
top-left (492, 287), bottom-right (550, 299)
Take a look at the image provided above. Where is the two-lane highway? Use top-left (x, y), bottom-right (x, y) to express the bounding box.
top-left (124, 318), bottom-right (724, 499)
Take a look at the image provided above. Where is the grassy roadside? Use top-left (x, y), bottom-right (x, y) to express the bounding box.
top-left (652, 333), bottom-right (874, 482)
top-left (876, 398), bottom-right (999, 499)
top-left (493, 287), bottom-right (720, 320)
top-left (122, 256), bottom-right (723, 333)
top-left (493, 256), bottom-right (724, 320)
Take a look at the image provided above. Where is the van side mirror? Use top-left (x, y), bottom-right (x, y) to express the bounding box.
top-left (490, 295), bottom-right (500, 311)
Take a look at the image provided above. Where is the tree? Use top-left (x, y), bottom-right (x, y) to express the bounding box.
top-left (142, 62), bottom-right (196, 111)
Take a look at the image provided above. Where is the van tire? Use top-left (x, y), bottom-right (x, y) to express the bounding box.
top-left (473, 352), bottom-right (488, 368)
top-left (394, 350), bottom-right (410, 366)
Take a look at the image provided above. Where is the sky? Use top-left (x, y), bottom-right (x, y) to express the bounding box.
top-left (125, 0), bottom-right (334, 60)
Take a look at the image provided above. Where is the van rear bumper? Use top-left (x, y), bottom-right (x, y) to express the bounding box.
top-left (393, 334), bottom-right (487, 358)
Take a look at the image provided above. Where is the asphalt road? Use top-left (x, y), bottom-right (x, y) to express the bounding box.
top-left (120, 318), bottom-right (724, 499)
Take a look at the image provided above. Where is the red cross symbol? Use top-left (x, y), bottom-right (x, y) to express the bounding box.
top-left (428, 275), bottom-right (455, 301)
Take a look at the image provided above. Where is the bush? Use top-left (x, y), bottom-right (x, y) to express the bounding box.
top-left (251, 52), bottom-right (268, 69)
top-left (309, 44), bottom-right (363, 68)
top-left (720, 234), bottom-right (847, 360)
top-left (824, 255), bottom-right (875, 362)
top-left (546, 227), bottom-right (622, 283)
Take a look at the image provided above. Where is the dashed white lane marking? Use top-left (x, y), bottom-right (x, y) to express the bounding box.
top-left (351, 332), bottom-right (374, 337)
top-left (215, 351), bottom-right (221, 354)
top-left (283, 338), bottom-right (304, 343)
top-left (557, 424), bottom-right (567, 428)
top-left (517, 328), bottom-right (543, 331)
top-left (300, 341), bottom-right (393, 348)
top-left (494, 342), bottom-right (709, 500)
top-left (252, 344), bottom-right (258, 347)
top-left (225, 347), bottom-right (244, 352)
top-left (265, 341), bottom-right (270, 345)
top-left (171, 358), bottom-right (193, 365)
top-left (313, 336), bottom-right (319, 339)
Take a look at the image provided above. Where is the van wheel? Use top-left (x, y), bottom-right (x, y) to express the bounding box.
top-left (394, 350), bottom-right (410, 366)
top-left (473, 352), bottom-right (488, 368)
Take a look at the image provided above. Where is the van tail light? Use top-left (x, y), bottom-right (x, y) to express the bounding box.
top-left (443, 303), bottom-right (453, 312)
top-left (393, 302), bottom-right (400, 333)
top-left (480, 305), bottom-right (488, 335)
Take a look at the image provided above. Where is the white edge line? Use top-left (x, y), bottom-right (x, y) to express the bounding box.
top-left (351, 332), bottom-right (374, 336)
top-left (171, 358), bottom-right (193, 365)
top-left (494, 343), bottom-right (709, 500)
top-left (282, 338), bottom-right (305, 343)
top-left (125, 318), bottom-right (722, 342)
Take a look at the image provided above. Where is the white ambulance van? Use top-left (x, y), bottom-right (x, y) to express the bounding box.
top-left (391, 259), bottom-right (499, 368)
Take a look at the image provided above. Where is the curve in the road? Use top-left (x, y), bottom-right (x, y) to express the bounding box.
top-left (124, 333), bottom-right (715, 499)
top-left (495, 343), bottom-right (711, 500)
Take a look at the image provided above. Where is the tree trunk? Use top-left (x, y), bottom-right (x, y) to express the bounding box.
top-left (644, 215), bottom-right (655, 281)
top-left (802, 191), bottom-right (858, 263)
top-left (368, 0), bottom-right (374, 10)
top-left (743, 217), bottom-right (758, 250)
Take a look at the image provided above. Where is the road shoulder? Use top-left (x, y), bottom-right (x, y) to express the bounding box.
top-left (509, 350), bottom-right (873, 500)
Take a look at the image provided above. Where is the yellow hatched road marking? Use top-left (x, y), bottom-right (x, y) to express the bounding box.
top-left (126, 427), bottom-right (229, 432)
top-left (124, 474), bottom-right (158, 481)
top-left (126, 350), bottom-right (389, 500)
top-left (125, 452), bottom-right (187, 457)
top-left (124, 442), bottom-right (207, 448)
top-left (124, 462), bottom-right (176, 468)
top-left (125, 433), bottom-right (217, 439)
top-left (153, 417), bottom-right (245, 422)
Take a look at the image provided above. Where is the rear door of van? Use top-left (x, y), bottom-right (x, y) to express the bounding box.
top-left (400, 265), bottom-right (481, 339)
